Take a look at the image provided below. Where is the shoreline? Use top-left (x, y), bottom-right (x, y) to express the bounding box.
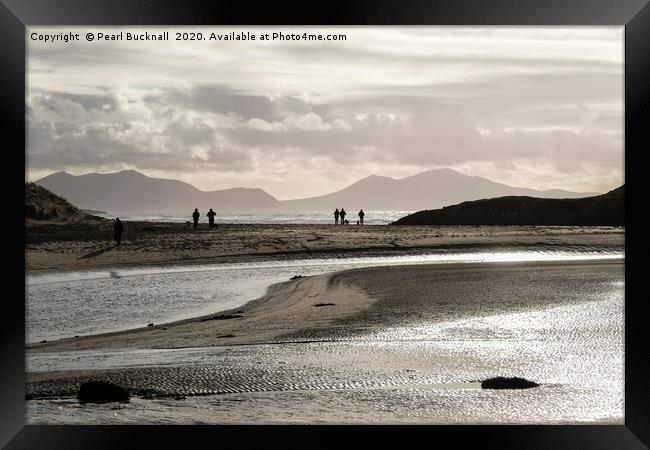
top-left (27, 268), bottom-right (375, 352)
top-left (26, 239), bottom-right (625, 276)
top-left (26, 258), bottom-right (625, 425)
top-left (28, 258), bottom-right (623, 354)
top-left (26, 222), bottom-right (624, 273)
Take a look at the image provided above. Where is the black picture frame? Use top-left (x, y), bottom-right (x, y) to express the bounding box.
top-left (3, 0), bottom-right (648, 448)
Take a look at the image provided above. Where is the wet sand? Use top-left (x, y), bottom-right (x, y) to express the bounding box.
top-left (27, 259), bottom-right (624, 410)
top-left (27, 271), bottom-right (374, 352)
top-left (26, 221), bottom-right (625, 423)
top-left (26, 222), bottom-right (623, 272)
top-left (27, 259), bottom-right (621, 354)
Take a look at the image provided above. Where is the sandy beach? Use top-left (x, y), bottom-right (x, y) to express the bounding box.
top-left (25, 223), bottom-right (625, 424)
top-left (27, 269), bottom-right (374, 352)
top-left (27, 258), bottom-right (624, 424)
top-left (26, 221), bottom-right (624, 271)
top-left (27, 258), bottom-right (621, 353)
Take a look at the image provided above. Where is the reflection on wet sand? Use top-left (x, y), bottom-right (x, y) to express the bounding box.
top-left (27, 258), bottom-right (623, 424)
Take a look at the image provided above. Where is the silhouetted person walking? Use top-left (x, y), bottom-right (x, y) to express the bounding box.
top-left (207, 208), bottom-right (216, 229)
top-left (114, 218), bottom-right (124, 245)
top-left (358, 209), bottom-right (365, 225)
top-left (192, 208), bottom-right (200, 229)
top-left (340, 208), bottom-right (346, 224)
top-left (334, 208), bottom-right (340, 225)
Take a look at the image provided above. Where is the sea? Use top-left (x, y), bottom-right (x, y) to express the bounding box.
top-left (93, 210), bottom-right (413, 225)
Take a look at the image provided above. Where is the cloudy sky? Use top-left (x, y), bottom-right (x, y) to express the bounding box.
top-left (27, 27), bottom-right (623, 199)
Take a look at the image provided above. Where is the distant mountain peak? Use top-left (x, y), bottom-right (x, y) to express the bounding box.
top-left (403, 168), bottom-right (465, 179)
top-left (362, 174), bottom-right (394, 181)
top-left (38, 170), bottom-right (73, 180)
top-left (112, 169), bottom-right (148, 177)
top-left (351, 169), bottom-right (466, 185)
top-left (422, 168), bottom-right (461, 174)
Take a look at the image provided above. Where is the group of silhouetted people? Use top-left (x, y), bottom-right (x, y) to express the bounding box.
top-left (111, 206), bottom-right (366, 246)
top-left (192, 208), bottom-right (218, 229)
top-left (334, 208), bottom-right (365, 225)
top-left (111, 208), bottom-right (218, 246)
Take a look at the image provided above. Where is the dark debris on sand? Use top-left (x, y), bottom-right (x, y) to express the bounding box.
top-left (77, 380), bottom-right (131, 403)
top-left (481, 376), bottom-right (539, 389)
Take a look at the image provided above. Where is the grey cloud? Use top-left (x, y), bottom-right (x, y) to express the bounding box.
top-left (27, 89), bottom-right (256, 173)
top-left (344, 72), bottom-right (622, 108)
top-left (273, 96), bottom-right (313, 115)
top-left (143, 84), bottom-right (315, 121)
top-left (38, 91), bottom-right (119, 112)
top-left (164, 117), bottom-right (215, 147)
top-left (28, 115), bottom-right (252, 173)
top-left (282, 44), bottom-right (621, 73)
top-left (28, 80), bottom-right (622, 179)
top-left (26, 28), bottom-right (623, 195)
top-left (174, 85), bottom-right (272, 117)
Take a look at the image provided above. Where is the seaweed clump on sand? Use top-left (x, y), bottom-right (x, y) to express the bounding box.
top-left (481, 377), bottom-right (539, 389)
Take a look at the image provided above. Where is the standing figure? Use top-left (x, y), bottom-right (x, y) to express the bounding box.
top-left (340, 208), bottom-right (347, 224)
top-left (334, 208), bottom-right (340, 225)
top-left (114, 218), bottom-right (124, 245)
top-left (358, 209), bottom-right (365, 225)
top-left (207, 208), bottom-right (217, 229)
top-left (192, 208), bottom-right (200, 229)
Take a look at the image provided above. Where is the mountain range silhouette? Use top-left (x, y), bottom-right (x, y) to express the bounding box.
top-left (35, 168), bottom-right (599, 214)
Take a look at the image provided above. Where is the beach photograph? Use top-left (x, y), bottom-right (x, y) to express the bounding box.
top-left (25, 26), bottom-right (625, 424)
